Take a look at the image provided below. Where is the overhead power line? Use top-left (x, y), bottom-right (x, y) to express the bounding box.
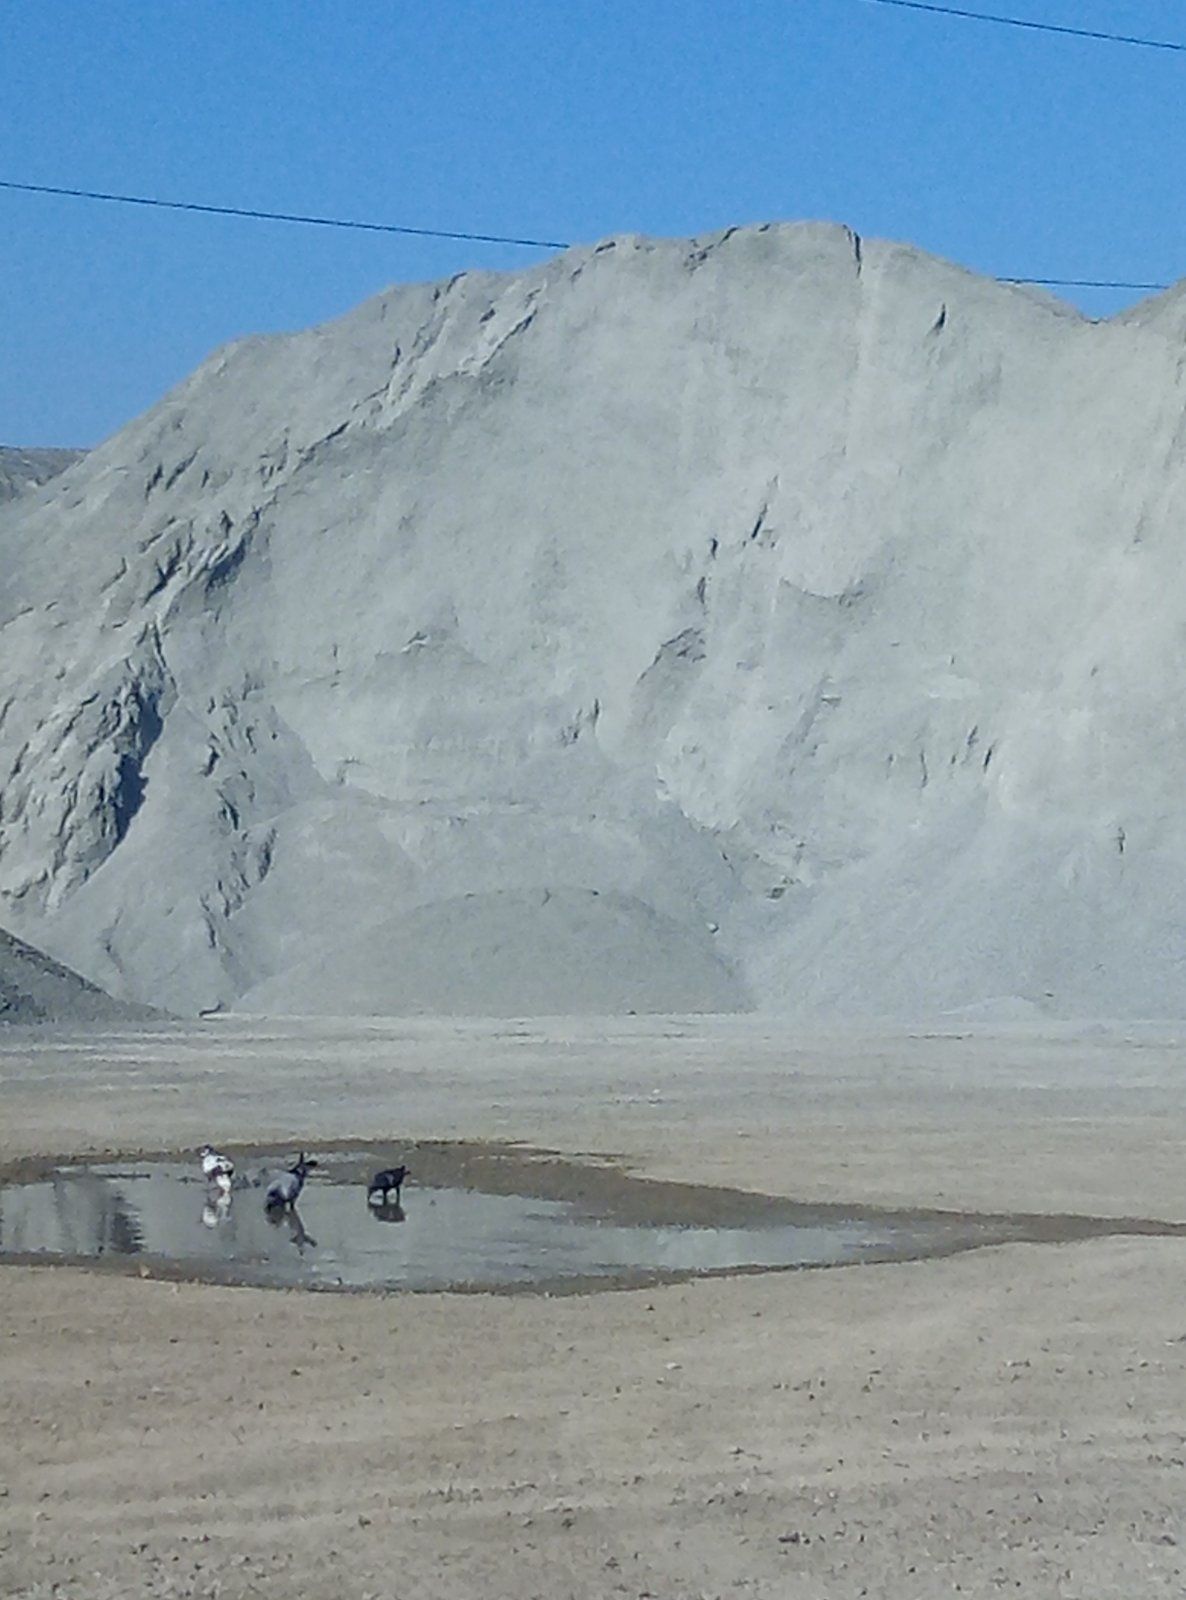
top-left (0, 175), bottom-right (1172, 292)
top-left (860, 0), bottom-right (1186, 52)
top-left (1005, 276), bottom-right (1168, 290)
top-left (0, 177), bottom-right (568, 250)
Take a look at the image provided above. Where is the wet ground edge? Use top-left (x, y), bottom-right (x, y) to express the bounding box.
top-left (2, 1136), bottom-right (1184, 1296)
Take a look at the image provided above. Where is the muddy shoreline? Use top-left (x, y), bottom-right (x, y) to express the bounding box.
top-left (4, 1137), bottom-right (1186, 1298)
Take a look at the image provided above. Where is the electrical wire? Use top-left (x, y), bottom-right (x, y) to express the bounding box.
top-left (860, 0), bottom-right (1186, 53)
top-left (0, 177), bottom-right (568, 250)
top-left (1003, 276), bottom-right (1168, 290)
top-left (0, 175), bottom-right (1173, 291)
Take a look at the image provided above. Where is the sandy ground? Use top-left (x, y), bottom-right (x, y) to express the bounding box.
top-left (3, 1014), bottom-right (1186, 1598)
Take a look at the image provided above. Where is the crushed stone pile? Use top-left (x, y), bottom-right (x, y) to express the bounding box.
top-left (2, 223), bottom-right (1185, 1019)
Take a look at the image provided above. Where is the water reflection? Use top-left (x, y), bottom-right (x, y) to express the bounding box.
top-left (0, 1160), bottom-right (949, 1292)
top-left (201, 1193), bottom-right (233, 1230)
top-left (0, 1171), bottom-right (144, 1257)
top-left (267, 1205), bottom-right (317, 1252)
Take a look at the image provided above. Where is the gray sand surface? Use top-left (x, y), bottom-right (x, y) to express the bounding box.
top-left (0, 926), bottom-right (158, 1024)
top-left (0, 445), bottom-right (81, 503)
top-left (3, 1018), bottom-right (1186, 1598)
top-left (5, 224), bottom-right (1186, 1020)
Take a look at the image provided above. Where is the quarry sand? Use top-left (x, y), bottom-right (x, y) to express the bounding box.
top-left (3, 1017), bottom-right (1186, 1598)
top-left (11, 224), bottom-right (1186, 1025)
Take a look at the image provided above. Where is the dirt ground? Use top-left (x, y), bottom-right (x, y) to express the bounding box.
top-left (2, 1014), bottom-right (1186, 1599)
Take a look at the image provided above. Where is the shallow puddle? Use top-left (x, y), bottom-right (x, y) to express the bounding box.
top-left (0, 1149), bottom-right (1176, 1293)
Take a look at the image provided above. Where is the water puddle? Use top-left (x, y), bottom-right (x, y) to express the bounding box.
top-left (0, 1146), bottom-right (1175, 1293)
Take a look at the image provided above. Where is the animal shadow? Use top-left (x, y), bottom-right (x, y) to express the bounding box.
top-left (266, 1205), bottom-right (317, 1252)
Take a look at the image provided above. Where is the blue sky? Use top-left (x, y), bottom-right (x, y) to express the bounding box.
top-left (3, 0), bottom-right (1185, 446)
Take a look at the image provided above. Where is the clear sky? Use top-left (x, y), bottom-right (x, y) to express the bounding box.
top-left (3, 0), bottom-right (1185, 446)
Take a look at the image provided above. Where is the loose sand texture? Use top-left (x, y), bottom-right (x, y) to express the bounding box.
top-left (2, 1016), bottom-right (1186, 1598)
top-left (8, 224), bottom-right (1186, 1023)
top-left (0, 927), bottom-right (160, 1026)
top-left (0, 445), bottom-right (81, 504)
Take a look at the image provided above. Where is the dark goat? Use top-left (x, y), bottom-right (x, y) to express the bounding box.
top-left (367, 1164), bottom-right (407, 1206)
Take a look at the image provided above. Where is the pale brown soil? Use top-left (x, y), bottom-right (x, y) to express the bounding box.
top-left (2, 1015), bottom-right (1186, 1599)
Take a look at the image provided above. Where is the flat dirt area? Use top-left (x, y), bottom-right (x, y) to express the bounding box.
top-left (2, 1015), bottom-right (1186, 1598)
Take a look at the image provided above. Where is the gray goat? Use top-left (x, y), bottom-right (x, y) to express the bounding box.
top-left (264, 1153), bottom-right (318, 1209)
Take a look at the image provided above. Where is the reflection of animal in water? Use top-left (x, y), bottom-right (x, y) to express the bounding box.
top-left (266, 1205), bottom-right (316, 1252)
top-left (201, 1192), bottom-right (232, 1229)
top-left (198, 1145), bottom-right (235, 1195)
top-left (367, 1164), bottom-right (407, 1207)
top-left (368, 1200), bottom-right (406, 1225)
top-left (264, 1153), bottom-right (318, 1210)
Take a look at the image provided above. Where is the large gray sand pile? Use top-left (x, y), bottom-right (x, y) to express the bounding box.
top-left (0, 446), bottom-right (83, 504)
top-left (2, 222), bottom-right (1185, 1019)
top-left (0, 925), bottom-right (156, 1024)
